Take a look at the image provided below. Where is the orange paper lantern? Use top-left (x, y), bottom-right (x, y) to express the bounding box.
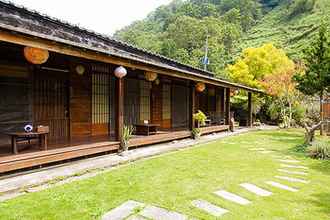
top-left (23, 47), bottom-right (49, 64)
top-left (195, 82), bottom-right (206, 92)
top-left (145, 71), bottom-right (158, 81)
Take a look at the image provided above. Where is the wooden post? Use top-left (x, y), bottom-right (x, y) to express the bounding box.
top-left (116, 78), bottom-right (124, 141)
top-left (190, 84), bottom-right (196, 130)
top-left (248, 92), bottom-right (253, 127)
top-left (225, 88), bottom-right (230, 125)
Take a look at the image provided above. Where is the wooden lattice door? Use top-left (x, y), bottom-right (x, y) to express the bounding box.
top-left (33, 70), bottom-right (69, 143)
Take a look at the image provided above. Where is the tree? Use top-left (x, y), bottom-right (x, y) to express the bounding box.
top-left (261, 66), bottom-right (300, 128)
top-left (293, 24), bottom-right (330, 134)
top-left (227, 43), bottom-right (295, 88)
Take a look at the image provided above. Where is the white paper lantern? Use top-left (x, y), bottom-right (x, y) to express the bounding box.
top-left (114, 66), bottom-right (127, 78)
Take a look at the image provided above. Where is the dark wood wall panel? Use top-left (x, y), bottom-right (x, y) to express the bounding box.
top-left (33, 70), bottom-right (69, 142)
top-left (124, 78), bottom-right (140, 125)
top-left (70, 70), bottom-right (91, 140)
top-left (171, 84), bottom-right (189, 129)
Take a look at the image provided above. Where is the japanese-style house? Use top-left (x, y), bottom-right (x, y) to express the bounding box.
top-left (0, 1), bottom-right (260, 173)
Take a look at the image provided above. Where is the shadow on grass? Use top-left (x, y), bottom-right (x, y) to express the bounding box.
top-left (307, 193), bottom-right (330, 217)
top-left (256, 130), bottom-right (304, 145)
top-left (309, 159), bottom-right (330, 176)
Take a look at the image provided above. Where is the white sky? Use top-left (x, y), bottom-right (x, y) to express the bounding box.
top-left (10, 0), bottom-right (172, 35)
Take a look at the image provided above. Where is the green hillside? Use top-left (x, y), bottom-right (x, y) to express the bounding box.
top-left (114, 0), bottom-right (330, 77)
top-left (240, 0), bottom-right (330, 59)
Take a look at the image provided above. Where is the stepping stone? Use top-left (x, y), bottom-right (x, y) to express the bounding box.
top-left (140, 205), bottom-right (187, 220)
top-left (275, 175), bottom-right (310, 184)
top-left (265, 181), bottom-right (298, 192)
top-left (127, 216), bottom-right (147, 220)
top-left (192, 199), bottom-right (229, 217)
top-left (278, 169), bottom-right (308, 176)
top-left (214, 190), bottom-right (251, 205)
top-left (102, 200), bottom-right (144, 220)
top-left (248, 148), bottom-right (265, 151)
top-left (278, 159), bottom-right (300, 164)
top-left (280, 164), bottom-right (308, 169)
top-left (240, 183), bottom-right (272, 197)
top-left (259, 150), bottom-right (273, 154)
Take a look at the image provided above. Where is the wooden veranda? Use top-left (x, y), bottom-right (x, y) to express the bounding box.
top-left (0, 1), bottom-right (260, 174)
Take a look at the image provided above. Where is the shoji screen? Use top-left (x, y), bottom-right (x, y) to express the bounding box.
top-left (92, 73), bottom-right (110, 136)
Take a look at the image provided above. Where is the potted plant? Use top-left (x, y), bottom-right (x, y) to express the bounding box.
top-left (192, 110), bottom-right (207, 139)
top-left (192, 127), bottom-right (201, 139)
top-left (119, 125), bottom-right (134, 155)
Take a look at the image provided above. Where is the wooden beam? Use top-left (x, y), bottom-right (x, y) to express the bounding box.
top-left (116, 78), bottom-right (124, 142)
top-left (225, 88), bottom-right (230, 125)
top-left (248, 92), bottom-right (252, 127)
top-left (0, 30), bottom-right (261, 92)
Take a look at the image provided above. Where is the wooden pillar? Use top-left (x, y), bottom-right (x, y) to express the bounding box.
top-left (248, 92), bottom-right (253, 127)
top-left (190, 84), bottom-right (196, 129)
top-left (116, 78), bottom-right (124, 141)
top-left (225, 88), bottom-right (230, 125)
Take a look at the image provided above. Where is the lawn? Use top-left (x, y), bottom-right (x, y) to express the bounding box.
top-left (0, 129), bottom-right (329, 220)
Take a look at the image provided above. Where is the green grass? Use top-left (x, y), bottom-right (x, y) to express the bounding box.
top-left (0, 129), bottom-right (329, 220)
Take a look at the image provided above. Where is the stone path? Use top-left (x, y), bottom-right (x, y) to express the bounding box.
top-left (102, 202), bottom-right (189, 220)
top-left (140, 205), bottom-right (188, 220)
top-left (265, 181), bottom-right (298, 192)
top-left (275, 175), bottom-right (310, 184)
top-left (248, 148), bottom-right (265, 151)
top-left (278, 159), bottom-right (300, 164)
top-left (102, 200), bottom-right (144, 220)
top-left (277, 169), bottom-right (308, 176)
top-left (280, 164), bottom-right (308, 169)
top-left (191, 199), bottom-right (228, 217)
top-left (240, 183), bottom-right (272, 197)
top-left (214, 190), bottom-right (251, 205)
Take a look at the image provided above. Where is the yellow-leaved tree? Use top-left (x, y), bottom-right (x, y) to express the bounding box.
top-left (227, 43), bottom-right (295, 88)
top-left (227, 43), bottom-right (302, 128)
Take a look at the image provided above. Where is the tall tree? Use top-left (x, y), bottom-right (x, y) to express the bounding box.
top-left (293, 24), bottom-right (330, 134)
top-left (262, 66), bottom-right (300, 128)
top-left (227, 43), bottom-right (295, 88)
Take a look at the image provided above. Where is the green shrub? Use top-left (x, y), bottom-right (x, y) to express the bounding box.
top-left (308, 141), bottom-right (330, 160)
top-left (193, 110), bottom-right (207, 127)
top-left (191, 127), bottom-right (201, 139)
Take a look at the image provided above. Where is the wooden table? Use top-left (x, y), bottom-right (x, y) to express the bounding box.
top-left (134, 124), bottom-right (160, 136)
top-left (4, 131), bottom-right (49, 154)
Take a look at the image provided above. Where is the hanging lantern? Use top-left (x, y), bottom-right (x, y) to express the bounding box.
top-left (144, 71), bottom-right (158, 81)
top-left (154, 78), bottom-right (160, 85)
top-left (195, 82), bottom-right (206, 92)
top-left (75, 65), bottom-right (85, 75)
top-left (114, 66), bottom-right (127, 78)
top-left (23, 46), bottom-right (49, 64)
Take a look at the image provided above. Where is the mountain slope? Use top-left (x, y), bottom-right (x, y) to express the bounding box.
top-left (239, 0), bottom-right (330, 59)
top-left (114, 0), bottom-right (330, 76)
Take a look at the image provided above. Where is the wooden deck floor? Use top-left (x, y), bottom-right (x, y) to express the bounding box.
top-left (200, 125), bottom-right (229, 135)
top-left (0, 126), bottom-right (229, 174)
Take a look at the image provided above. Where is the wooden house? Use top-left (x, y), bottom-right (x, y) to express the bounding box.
top-left (0, 2), bottom-right (260, 173)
